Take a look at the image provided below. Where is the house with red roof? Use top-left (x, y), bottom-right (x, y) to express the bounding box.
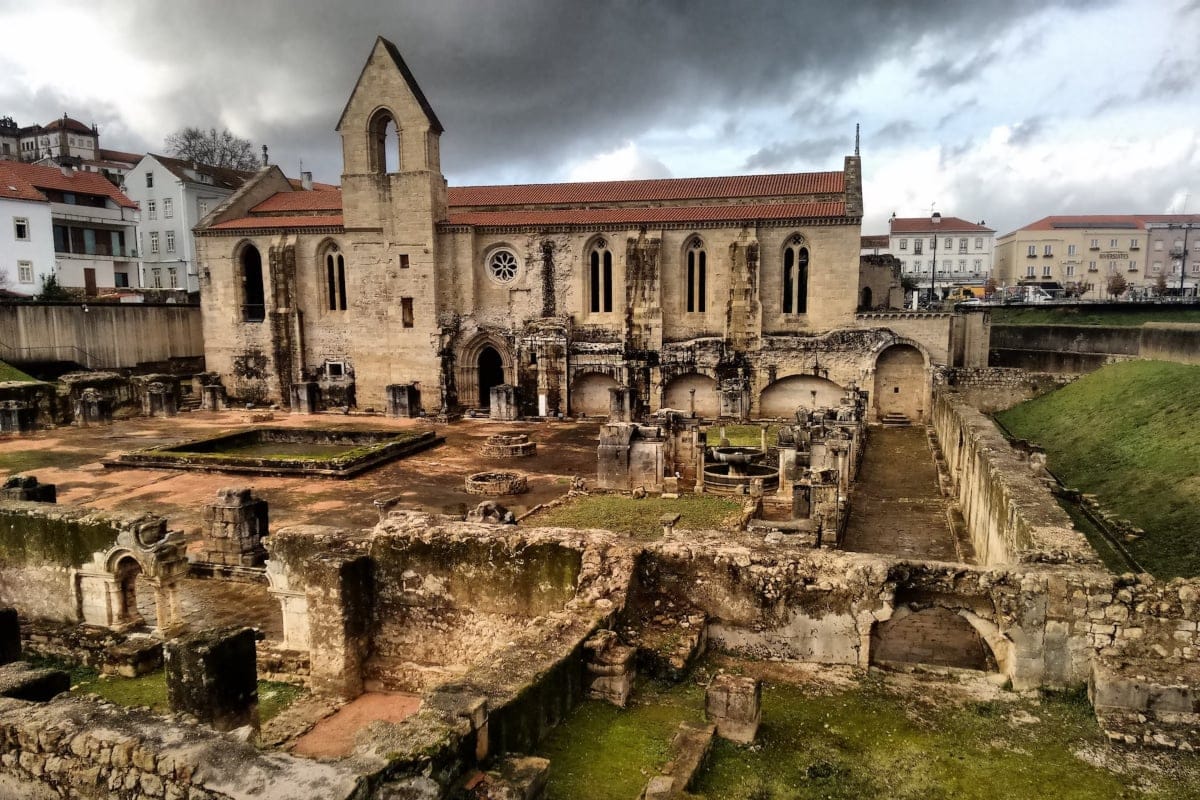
top-left (194, 37), bottom-right (978, 422)
top-left (887, 215), bottom-right (995, 302)
top-left (0, 160), bottom-right (139, 295)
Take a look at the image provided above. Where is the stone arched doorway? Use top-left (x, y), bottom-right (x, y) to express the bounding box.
top-left (478, 347), bottom-right (505, 407)
top-left (239, 244), bottom-right (266, 322)
top-left (873, 344), bottom-right (926, 422)
top-left (663, 373), bottom-right (719, 417)
top-left (571, 372), bottom-right (619, 417)
top-left (869, 607), bottom-right (998, 671)
top-left (758, 375), bottom-right (845, 419)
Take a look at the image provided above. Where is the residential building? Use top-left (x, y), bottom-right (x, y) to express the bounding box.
top-left (888, 216), bottom-right (994, 299)
top-left (860, 234), bottom-right (889, 256)
top-left (995, 215), bottom-right (1200, 299)
top-left (1144, 218), bottom-right (1200, 296)
top-left (0, 163), bottom-right (54, 295)
top-left (0, 161), bottom-right (139, 294)
top-left (126, 155), bottom-right (256, 292)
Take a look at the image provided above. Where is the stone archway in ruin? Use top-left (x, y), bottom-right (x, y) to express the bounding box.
top-left (455, 334), bottom-right (514, 412)
top-left (873, 343), bottom-right (927, 422)
top-left (868, 606), bottom-right (1002, 672)
top-left (757, 374), bottom-right (845, 419)
top-left (663, 373), bottom-right (719, 418)
top-left (571, 372), bottom-right (619, 417)
top-left (478, 347), bottom-right (506, 407)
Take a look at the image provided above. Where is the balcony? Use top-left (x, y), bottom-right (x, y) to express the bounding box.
top-left (56, 245), bottom-right (138, 260)
top-left (1171, 247), bottom-right (1186, 258)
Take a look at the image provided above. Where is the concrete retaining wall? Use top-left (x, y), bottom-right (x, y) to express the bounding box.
top-left (989, 322), bottom-right (1200, 373)
top-left (0, 302), bottom-right (203, 370)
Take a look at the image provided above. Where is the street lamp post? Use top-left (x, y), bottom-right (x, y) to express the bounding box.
top-left (929, 212), bottom-right (941, 307)
top-left (1174, 223), bottom-right (1195, 298)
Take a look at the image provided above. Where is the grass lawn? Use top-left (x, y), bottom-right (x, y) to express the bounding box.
top-left (717, 424), bottom-right (781, 447)
top-left (531, 494), bottom-right (742, 538)
top-left (995, 360), bottom-right (1200, 578)
top-left (0, 361), bottom-right (36, 382)
top-left (27, 655), bottom-right (304, 722)
top-left (990, 307), bottom-right (1200, 327)
top-left (537, 672), bottom-right (1200, 800)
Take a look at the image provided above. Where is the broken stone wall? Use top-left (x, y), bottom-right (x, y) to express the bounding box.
top-left (935, 367), bottom-right (1076, 414)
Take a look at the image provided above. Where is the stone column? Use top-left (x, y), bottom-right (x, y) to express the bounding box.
top-left (201, 384), bottom-right (226, 411)
top-left (608, 386), bottom-right (636, 423)
top-left (0, 401), bottom-right (36, 433)
top-left (1, 475), bottom-right (56, 503)
top-left (490, 384), bottom-right (519, 421)
top-left (199, 487), bottom-right (269, 567)
top-left (74, 388), bottom-right (113, 426)
top-left (144, 381), bottom-right (178, 417)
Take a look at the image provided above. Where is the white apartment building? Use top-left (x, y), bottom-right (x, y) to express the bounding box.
top-left (0, 185), bottom-right (54, 295)
top-left (888, 215), bottom-right (995, 299)
top-left (126, 155), bottom-right (254, 292)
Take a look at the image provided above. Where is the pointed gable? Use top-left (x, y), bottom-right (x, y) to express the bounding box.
top-left (335, 36), bottom-right (443, 134)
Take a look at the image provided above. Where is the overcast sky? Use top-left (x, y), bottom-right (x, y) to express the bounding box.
top-left (2, 0), bottom-right (1197, 234)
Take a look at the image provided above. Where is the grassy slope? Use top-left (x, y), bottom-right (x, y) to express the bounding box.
top-left (990, 307), bottom-right (1200, 327)
top-left (0, 361), bottom-right (36, 382)
top-left (995, 361), bottom-right (1200, 578)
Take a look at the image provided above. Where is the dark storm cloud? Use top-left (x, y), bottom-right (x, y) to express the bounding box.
top-left (744, 136), bottom-right (846, 171)
top-left (0, 0), bottom-right (1112, 185)
top-left (917, 49), bottom-right (1000, 90)
top-left (874, 119), bottom-right (917, 144)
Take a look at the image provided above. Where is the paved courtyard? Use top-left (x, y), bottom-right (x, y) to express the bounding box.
top-left (842, 425), bottom-right (975, 563)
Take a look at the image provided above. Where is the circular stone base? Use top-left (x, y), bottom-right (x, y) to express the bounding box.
top-left (465, 471), bottom-right (529, 495)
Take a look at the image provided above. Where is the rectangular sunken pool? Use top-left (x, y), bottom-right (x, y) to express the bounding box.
top-left (104, 427), bottom-right (443, 478)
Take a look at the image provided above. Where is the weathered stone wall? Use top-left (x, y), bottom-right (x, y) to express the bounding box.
top-left (935, 367), bottom-right (1076, 413)
top-left (0, 302), bottom-right (203, 371)
top-left (0, 695), bottom-right (364, 800)
top-left (1140, 322), bottom-right (1200, 365)
top-left (932, 391), bottom-right (1100, 567)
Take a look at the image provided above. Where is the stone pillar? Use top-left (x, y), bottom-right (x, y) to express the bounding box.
top-left (143, 381), bottom-right (178, 417)
top-left (74, 388), bottom-right (113, 426)
top-left (583, 630), bottom-right (636, 707)
top-left (1, 475), bottom-right (56, 503)
top-left (0, 607), bottom-right (20, 665)
top-left (199, 487), bottom-right (269, 567)
top-left (165, 626), bottom-right (259, 732)
top-left (608, 386), bottom-right (636, 423)
top-left (489, 384), bottom-right (519, 421)
top-left (290, 381), bottom-right (319, 414)
top-left (705, 674), bottom-right (761, 744)
top-left (777, 446), bottom-right (797, 496)
top-left (306, 554), bottom-right (372, 699)
top-left (201, 384), bottom-right (226, 411)
top-left (386, 383), bottom-right (421, 417)
top-left (0, 400), bottom-right (36, 433)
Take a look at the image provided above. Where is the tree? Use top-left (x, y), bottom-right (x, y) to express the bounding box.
top-left (36, 273), bottom-right (71, 302)
top-left (1105, 272), bottom-right (1128, 298)
top-left (983, 276), bottom-right (999, 298)
top-left (164, 127), bottom-right (260, 171)
top-left (1154, 272), bottom-right (1168, 296)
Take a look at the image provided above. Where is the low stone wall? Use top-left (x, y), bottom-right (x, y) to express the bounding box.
top-left (989, 321), bottom-right (1200, 373)
top-left (0, 695), bottom-right (365, 800)
top-left (931, 392), bottom-right (1099, 567)
top-left (1140, 322), bottom-right (1200, 365)
top-left (935, 367), bottom-right (1076, 413)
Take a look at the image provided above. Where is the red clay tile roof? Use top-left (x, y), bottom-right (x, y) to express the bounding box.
top-left (445, 202), bottom-right (847, 228)
top-left (253, 188), bottom-right (343, 213)
top-left (448, 172), bottom-right (844, 208)
top-left (0, 161), bottom-right (136, 208)
top-left (42, 116), bottom-right (94, 135)
top-left (1002, 214), bottom-right (1200, 237)
top-left (209, 214), bottom-right (344, 231)
top-left (861, 234), bottom-right (889, 248)
top-left (890, 216), bottom-right (993, 234)
top-left (286, 178), bottom-right (340, 192)
top-left (98, 148), bottom-right (143, 164)
top-left (149, 154), bottom-right (255, 191)
top-left (0, 162), bottom-right (48, 202)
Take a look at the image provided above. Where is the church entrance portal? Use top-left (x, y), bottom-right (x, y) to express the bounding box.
top-left (478, 347), bottom-right (505, 407)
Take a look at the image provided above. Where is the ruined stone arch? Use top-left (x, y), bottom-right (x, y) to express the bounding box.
top-left (571, 371), bottom-right (620, 416)
top-left (870, 339), bottom-right (930, 422)
top-left (234, 239), bottom-right (266, 323)
top-left (663, 372), bottom-right (719, 417)
top-left (868, 603), bottom-right (1012, 676)
top-left (366, 106), bottom-right (402, 173)
top-left (683, 234), bottom-right (707, 314)
top-left (456, 332), bottom-right (515, 409)
top-left (757, 373), bottom-right (845, 419)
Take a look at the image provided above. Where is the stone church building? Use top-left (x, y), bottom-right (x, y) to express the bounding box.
top-left (195, 38), bottom-right (983, 422)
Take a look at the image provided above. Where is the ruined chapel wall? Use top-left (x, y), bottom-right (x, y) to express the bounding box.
top-left (758, 224), bottom-right (860, 334)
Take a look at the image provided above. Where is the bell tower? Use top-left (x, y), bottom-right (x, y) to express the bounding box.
top-left (336, 36), bottom-right (448, 231)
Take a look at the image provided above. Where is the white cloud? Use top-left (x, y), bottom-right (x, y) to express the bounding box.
top-left (564, 142), bottom-right (672, 183)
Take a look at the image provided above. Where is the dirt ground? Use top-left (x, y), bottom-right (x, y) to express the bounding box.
top-left (0, 410), bottom-right (602, 537)
top-left (290, 692), bottom-right (422, 758)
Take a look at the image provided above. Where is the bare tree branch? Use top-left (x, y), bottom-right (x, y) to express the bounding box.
top-left (164, 127), bottom-right (259, 171)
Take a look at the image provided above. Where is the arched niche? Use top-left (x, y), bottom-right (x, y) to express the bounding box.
top-left (873, 343), bottom-right (927, 422)
top-left (664, 372), bottom-right (719, 417)
top-left (571, 372), bottom-right (619, 417)
top-left (758, 374), bottom-right (845, 419)
top-left (869, 606), bottom-right (999, 671)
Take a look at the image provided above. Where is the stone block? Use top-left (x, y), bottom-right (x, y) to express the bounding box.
top-left (0, 663), bottom-right (69, 702)
top-left (198, 487), bottom-right (268, 567)
top-left (705, 674), bottom-right (761, 744)
top-left (386, 383), bottom-right (421, 417)
top-left (165, 626), bottom-right (258, 732)
top-left (0, 400), bottom-right (37, 434)
top-left (201, 384), bottom-right (226, 411)
top-left (0, 608), bottom-right (19, 665)
top-left (143, 382), bottom-right (178, 417)
top-left (0, 474), bottom-right (55, 503)
top-left (608, 386), bottom-right (636, 423)
top-left (490, 384), bottom-right (519, 421)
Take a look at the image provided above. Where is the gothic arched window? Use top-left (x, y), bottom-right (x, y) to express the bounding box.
top-left (324, 245), bottom-right (347, 311)
top-left (589, 238), bottom-right (613, 313)
top-left (782, 234), bottom-right (809, 314)
top-left (686, 236), bottom-right (706, 313)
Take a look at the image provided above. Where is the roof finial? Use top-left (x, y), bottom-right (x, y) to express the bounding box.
top-left (261, 144), bottom-right (269, 167)
top-left (854, 123), bottom-right (860, 157)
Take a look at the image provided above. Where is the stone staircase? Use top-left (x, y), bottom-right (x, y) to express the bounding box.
top-left (178, 393), bottom-right (202, 413)
top-left (881, 412), bottom-right (911, 427)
